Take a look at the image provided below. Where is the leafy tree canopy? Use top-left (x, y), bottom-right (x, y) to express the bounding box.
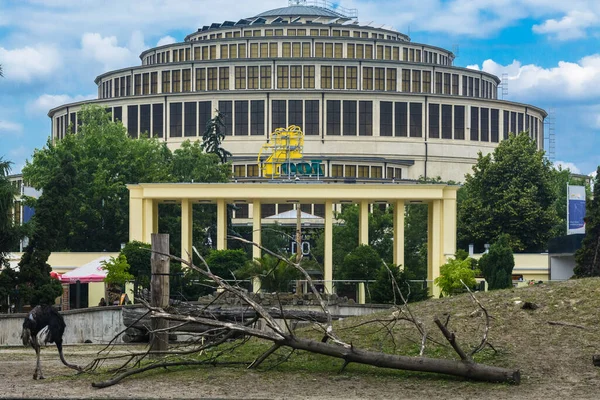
top-left (370, 264), bottom-right (429, 304)
top-left (434, 257), bottom-right (478, 297)
top-left (458, 132), bottom-right (559, 252)
top-left (101, 254), bottom-right (134, 286)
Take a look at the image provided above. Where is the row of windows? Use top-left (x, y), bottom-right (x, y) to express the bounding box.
top-left (55, 100), bottom-right (542, 144)
top-left (143, 40), bottom-right (451, 66)
top-left (189, 27), bottom-right (404, 42)
top-left (233, 203), bottom-right (328, 220)
top-left (100, 66), bottom-right (497, 99)
top-left (232, 162), bottom-right (402, 181)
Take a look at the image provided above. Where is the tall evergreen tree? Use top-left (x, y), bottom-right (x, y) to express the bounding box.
top-left (574, 167), bottom-right (600, 277)
top-left (201, 111), bottom-right (232, 163)
top-left (478, 235), bottom-right (515, 290)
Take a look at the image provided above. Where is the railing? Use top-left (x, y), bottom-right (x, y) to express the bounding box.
top-left (288, 0), bottom-right (358, 18)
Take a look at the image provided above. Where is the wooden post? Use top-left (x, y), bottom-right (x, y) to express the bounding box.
top-left (150, 233), bottom-right (170, 355)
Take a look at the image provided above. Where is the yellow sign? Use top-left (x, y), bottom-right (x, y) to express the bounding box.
top-left (258, 125), bottom-right (305, 178)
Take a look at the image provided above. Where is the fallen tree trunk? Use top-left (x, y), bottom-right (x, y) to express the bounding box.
top-left (151, 311), bottom-right (520, 384)
top-left (123, 305), bottom-right (338, 332)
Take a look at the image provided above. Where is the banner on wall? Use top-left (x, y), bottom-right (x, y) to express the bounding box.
top-left (567, 185), bottom-right (586, 235)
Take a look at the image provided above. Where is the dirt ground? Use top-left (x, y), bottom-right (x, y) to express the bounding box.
top-left (2, 279), bottom-right (600, 399)
top-left (0, 342), bottom-right (598, 399)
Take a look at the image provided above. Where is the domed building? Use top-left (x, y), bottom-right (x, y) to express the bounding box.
top-left (49, 0), bottom-right (545, 186)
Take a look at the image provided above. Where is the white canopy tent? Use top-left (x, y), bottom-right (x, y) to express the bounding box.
top-left (58, 255), bottom-right (112, 284)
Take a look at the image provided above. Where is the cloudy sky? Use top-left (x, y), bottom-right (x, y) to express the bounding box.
top-left (1, 0), bottom-right (599, 175)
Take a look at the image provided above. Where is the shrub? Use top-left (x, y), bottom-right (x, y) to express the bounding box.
top-left (434, 257), bottom-right (477, 297)
top-left (478, 235), bottom-right (514, 290)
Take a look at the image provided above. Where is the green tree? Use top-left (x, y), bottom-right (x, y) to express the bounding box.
top-left (370, 265), bottom-right (428, 304)
top-left (0, 158), bottom-right (18, 266)
top-left (205, 249), bottom-right (248, 279)
top-left (101, 254), bottom-right (134, 287)
top-left (478, 235), bottom-right (515, 290)
top-left (201, 111), bottom-right (232, 163)
top-left (23, 105), bottom-right (172, 252)
top-left (574, 166), bottom-right (600, 277)
top-left (336, 245), bottom-right (382, 298)
top-left (238, 253), bottom-right (300, 292)
top-left (434, 257), bottom-right (478, 297)
top-left (458, 132), bottom-right (559, 252)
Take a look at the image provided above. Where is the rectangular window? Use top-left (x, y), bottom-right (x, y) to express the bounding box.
top-left (142, 73), bottom-right (149, 95)
top-left (327, 100), bottom-right (341, 135)
top-left (210, 45), bottom-right (216, 59)
top-left (239, 43), bottom-right (246, 58)
top-left (371, 166), bottom-right (382, 179)
top-left (248, 66), bottom-right (259, 89)
top-left (343, 100), bottom-right (357, 136)
top-left (198, 101), bottom-right (211, 136)
top-left (474, 78), bottom-right (480, 97)
top-left (451, 74), bottom-right (459, 95)
top-left (491, 109), bottom-right (500, 142)
top-left (347, 43), bottom-right (355, 58)
top-left (395, 102), bottom-right (408, 137)
top-left (363, 67), bottom-right (373, 90)
top-left (229, 44), bottom-right (238, 59)
top-left (345, 165), bottom-right (357, 177)
top-left (305, 100), bottom-right (319, 135)
top-left (169, 102), bottom-right (182, 137)
top-left (303, 65), bottom-right (315, 88)
top-left (356, 44), bottom-right (364, 58)
top-left (402, 47), bottom-right (408, 61)
top-left (462, 76), bottom-right (467, 96)
top-left (120, 77), bottom-right (126, 97)
top-left (412, 70), bottom-right (421, 92)
top-left (454, 105), bottom-right (465, 140)
top-left (325, 43), bottom-right (333, 58)
top-left (218, 100), bottom-right (232, 135)
top-left (221, 44), bottom-right (229, 59)
top-left (335, 43), bottom-right (343, 58)
top-left (277, 66), bottom-right (289, 89)
top-left (270, 43), bottom-right (278, 57)
top-left (346, 66), bottom-right (357, 89)
top-left (235, 100), bottom-right (249, 136)
top-left (152, 104), bottom-right (163, 137)
top-left (443, 73), bottom-right (450, 94)
top-left (207, 68), bottom-right (217, 90)
top-left (358, 101), bottom-right (373, 136)
top-left (429, 104), bottom-right (440, 139)
top-left (218, 67), bottom-right (229, 90)
top-left (334, 66), bottom-right (345, 89)
top-left (135, 74), bottom-right (141, 95)
top-left (331, 164), bottom-right (343, 178)
top-left (302, 42), bottom-right (311, 57)
top-left (511, 111), bottom-right (517, 134)
top-left (283, 43), bottom-right (291, 57)
top-left (422, 71), bottom-right (431, 93)
top-left (358, 165), bottom-right (369, 178)
top-left (375, 68), bottom-right (385, 91)
top-left (172, 70), bottom-right (181, 92)
top-left (380, 101), bottom-right (393, 136)
top-left (247, 164), bottom-right (259, 177)
top-left (272, 100), bottom-right (286, 129)
top-left (365, 44), bottom-right (373, 59)
top-left (481, 108), bottom-right (489, 141)
top-left (471, 106), bottom-right (479, 141)
top-left (127, 105), bottom-right (138, 138)
top-left (261, 66), bottom-right (272, 89)
top-left (517, 112), bottom-right (524, 133)
top-left (151, 72), bottom-right (158, 94)
top-left (194, 47), bottom-right (200, 60)
top-left (251, 100), bottom-right (265, 136)
top-left (321, 66), bottom-right (332, 89)
top-left (402, 69), bottom-right (411, 92)
top-left (386, 68), bottom-right (397, 91)
top-left (181, 69), bottom-right (190, 92)
top-left (468, 77), bottom-right (474, 96)
top-left (503, 110), bottom-right (510, 139)
top-left (409, 103), bottom-right (422, 137)
top-left (260, 43), bottom-right (268, 58)
top-left (235, 66), bottom-right (246, 89)
top-left (195, 68), bottom-right (205, 91)
top-left (435, 72), bottom-right (442, 94)
top-left (184, 102), bottom-right (197, 137)
top-left (290, 65), bottom-right (302, 89)
top-left (315, 42), bottom-right (324, 57)
top-left (442, 104), bottom-right (452, 139)
top-left (114, 106), bottom-right (122, 123)
top-left (288, 100), bottom-right (303, 127)
top-left (235, 203), bottom-right (249, 218)
top-left (292, 42), bottom-right (301, 57)
top-left (140, 104), bottom-right (151, 136)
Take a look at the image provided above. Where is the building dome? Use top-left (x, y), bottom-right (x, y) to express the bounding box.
top-left (253, 5), bottom-right (347, 19)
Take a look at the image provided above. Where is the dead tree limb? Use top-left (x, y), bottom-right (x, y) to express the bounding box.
top-left (547, 321), bottom-right (587, 330)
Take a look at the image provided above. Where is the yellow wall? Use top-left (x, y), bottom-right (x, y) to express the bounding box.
top-left (88, 282), bottom-right (105, 307)
top-left (472, 253), bottom-right (549, 286)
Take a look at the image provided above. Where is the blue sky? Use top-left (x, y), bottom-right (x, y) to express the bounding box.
top-left (1, 0), bottom-right (599, 176)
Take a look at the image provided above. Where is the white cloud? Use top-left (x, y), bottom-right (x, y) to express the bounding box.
top-left (80, 32), bottom-right (145, 71)
top-left (0, 45), bottom-right (61, 82)
top-left (0, 120), bottom-right (23, 134)
top-left (27, 93), bottom-right (96, 115)
top-left (157, 35), bottom-right (176, 47)
top-left (532, 10), bottom-right (598, 41)
top-left (554, 161), bottom-right (581, 174)
top-left (473, 55), bottom-right (600, 102)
